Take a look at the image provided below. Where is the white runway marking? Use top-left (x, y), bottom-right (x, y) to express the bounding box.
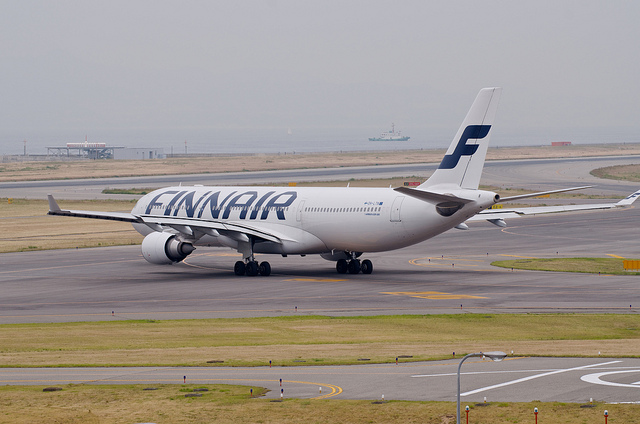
top-left (581, 370), bottom-right (640, 388)
top-left (460, 361), bottom-right (621, 396)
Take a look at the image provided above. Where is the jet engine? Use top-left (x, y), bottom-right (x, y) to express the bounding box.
top-left (141, 232), bottom-right (195, 265)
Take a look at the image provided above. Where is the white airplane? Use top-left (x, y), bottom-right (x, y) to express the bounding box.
top-left (48, 88), bottom-right (640, 276)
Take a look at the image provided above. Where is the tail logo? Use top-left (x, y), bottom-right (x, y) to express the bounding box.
top-left (438, 125), bottom-right (491, 169)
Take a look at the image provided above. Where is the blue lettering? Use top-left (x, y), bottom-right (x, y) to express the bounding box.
top-left (164, 191), bottom-right (188, 216)
top-left (261, 191), bottom-right (297, 220)
top-left (175, 190), bottom-right (210, 218)
top-left (223, 191), bottom-right (258, 219)
top-left (197, 191), bottom-right (237, 219)
top-left (250, 191), bottom-right (275, 220)
top-left (145, 190), bottom-right (178, 214)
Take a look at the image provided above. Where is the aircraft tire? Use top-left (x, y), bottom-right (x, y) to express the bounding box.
top-left (336, 259), bottom-right (348, 274)
top-left (347, 259), bottom-right (361, 274)
top-left (234, 261), bottom-right (246, 276)
top-left (246, 261), bottom-right (259, 276)
top-left (259, 261), bottom-right (271, 276)
top-left (361, 259), bottom-right (373, 274)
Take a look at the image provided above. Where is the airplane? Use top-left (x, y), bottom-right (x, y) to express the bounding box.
top-left (47, 87), bottom-right (640, 276)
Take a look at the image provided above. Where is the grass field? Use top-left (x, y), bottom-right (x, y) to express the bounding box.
top-left (492, 257), bottom-right (640, 275)
top-left (1, 384), bottom-right (635, 424)
top-left (0, 198), bottom-right (142, 253)
top-left (2, 315), bottom-right (640, 368)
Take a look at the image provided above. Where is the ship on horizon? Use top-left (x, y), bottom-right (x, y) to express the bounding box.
top-left (368, 123), bottom-right (410, 141)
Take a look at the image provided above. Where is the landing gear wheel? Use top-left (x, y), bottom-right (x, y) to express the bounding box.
top-left (361, 259), bottom-right (373, 274)
top-left (347, 259), bottom-right (361, 274)
top-left (336, 259), bottom-right (348, 274)
top-left (259, 261), bottom-right (271, 276)
top-left (234, 261), bottom-right (246, 276)
top-left (246, 261), bottom-right (259, 276)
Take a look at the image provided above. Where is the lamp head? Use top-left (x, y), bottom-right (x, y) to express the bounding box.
top-left (482, 351), bottom-right (507, 362)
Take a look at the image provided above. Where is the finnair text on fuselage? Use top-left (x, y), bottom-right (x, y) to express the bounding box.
top-left (136, 187), bottom-right (386, 222)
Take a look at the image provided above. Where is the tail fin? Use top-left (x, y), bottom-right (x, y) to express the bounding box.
top-left (421, 87), bottom-right (502, 190)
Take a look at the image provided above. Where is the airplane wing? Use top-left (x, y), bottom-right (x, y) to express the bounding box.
top-left (468, 188), bottom-right (640, 225)
top-left (47, 195), bottom-right (141, 222)
top-left (139, 215), bottom-right (288, 243)
top-left (47, 194), bottom-right (288, 244)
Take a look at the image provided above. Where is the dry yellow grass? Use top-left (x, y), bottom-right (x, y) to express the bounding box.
top-left (1, 384), bottom-right (636, 424)
top-left (592, 163), bottom-right (640, 182)
top-left (0, 198), bottom-right (142, 253)
top-left (1, 340), bottom-right (638, 368)
top-left (2, 315), bottom-right (640, 367)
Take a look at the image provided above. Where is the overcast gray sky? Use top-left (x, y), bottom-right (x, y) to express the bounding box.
top-left (1, 1), bottom-right (639, 151)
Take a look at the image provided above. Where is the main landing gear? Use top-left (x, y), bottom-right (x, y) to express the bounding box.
top-left (233, 237), bottom-right (271, 276)
top-left (336, 258), bottom-right (373, 275)
top-left (234, 260), bottom-right (271, 276)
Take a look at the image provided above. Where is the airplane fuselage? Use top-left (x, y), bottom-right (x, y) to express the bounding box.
top-left (131, 186), bottom-right (496, 256)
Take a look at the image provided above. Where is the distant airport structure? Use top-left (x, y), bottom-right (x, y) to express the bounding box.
top-left (46, 140), bottom-right (164, 160)
top-left (113, 147), bottom-right (164, 160)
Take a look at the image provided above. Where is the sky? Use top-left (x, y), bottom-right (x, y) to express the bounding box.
top-left (1, 1), bottom-right (639, 154)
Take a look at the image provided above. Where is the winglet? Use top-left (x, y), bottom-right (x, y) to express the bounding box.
top-left (616, 189), bottom-right (640, 206)
top-left (47, 194), bottom-right (61, 213)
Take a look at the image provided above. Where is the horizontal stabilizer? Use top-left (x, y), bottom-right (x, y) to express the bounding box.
top-left (394, 186), bottom-right (473, 206)
top-left (499, 186), bottom-right (592, 202)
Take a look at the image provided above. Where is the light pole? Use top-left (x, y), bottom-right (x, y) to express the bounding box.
top-left (457, 351), bottom-right (507, 424)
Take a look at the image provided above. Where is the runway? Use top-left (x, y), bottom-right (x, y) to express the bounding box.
top-left (1, 203), bottom-right (639, 324)
top-left (3, 357), bottom-right (640, 403)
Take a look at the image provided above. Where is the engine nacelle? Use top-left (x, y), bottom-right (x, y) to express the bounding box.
top-left (141, 232), bottom-right (195, 265)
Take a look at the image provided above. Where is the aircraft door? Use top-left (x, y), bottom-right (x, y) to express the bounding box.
top-left (390, 196), bottom-right (403, 222)
top-left (296, 200), bottom-right (305, 222)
